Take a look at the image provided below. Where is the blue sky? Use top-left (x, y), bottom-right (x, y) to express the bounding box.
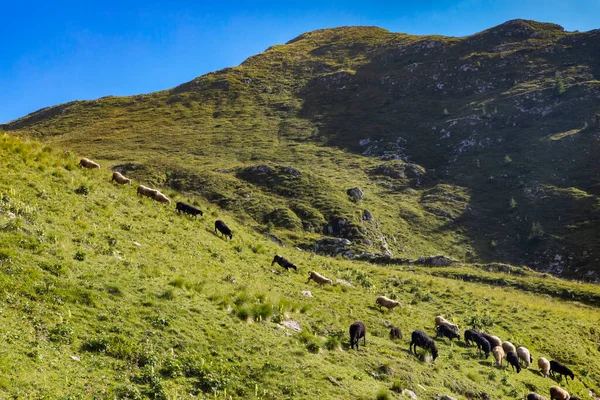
top-left (1, 0), bottom-right (598, 123)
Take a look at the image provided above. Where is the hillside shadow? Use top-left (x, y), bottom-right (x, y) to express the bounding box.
top-left (295, 31), bottom-right (600, 277)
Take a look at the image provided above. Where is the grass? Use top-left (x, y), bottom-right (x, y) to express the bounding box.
top-left (0, 134), bottom-right (598, 399)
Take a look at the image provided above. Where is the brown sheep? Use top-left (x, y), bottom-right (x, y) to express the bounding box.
top-left (376, 296), bottom-right (402, 311)
top-left (137, 185), bottom-right (158, 198)
top-left (111, 171), bottom-right (131, 185)
top-left (306, 271), bottom-right (332, 286)
top-left (153, 191), bottom-right (171, 205)
top-left (549, 386), bottom-right (569, 400)
top-left (79, 157), bottom-right (100, 169)
top-left (492, 345), bottom-right (505, 368)
top-left (502, 341), bottom-right (516, 354)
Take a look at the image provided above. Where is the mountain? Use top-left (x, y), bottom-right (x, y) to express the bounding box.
top-left (2, 19), bottom-right (600, 280)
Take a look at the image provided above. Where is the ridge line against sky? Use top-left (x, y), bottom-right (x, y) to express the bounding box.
top-left (1, 0), bottom-right (598, 123)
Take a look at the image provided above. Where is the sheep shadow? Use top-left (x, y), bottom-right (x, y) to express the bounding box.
top-left (477, 360), bottom-right (494, 367)
top-left (205, 227), bottom-right (230, 241)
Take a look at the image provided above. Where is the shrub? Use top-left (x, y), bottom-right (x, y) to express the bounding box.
top-left (74, 185), bottom-right (90, 195)
top-left (73, 250), bottom-right (86, 261)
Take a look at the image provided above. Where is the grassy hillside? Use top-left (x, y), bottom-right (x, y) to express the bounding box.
top-left (1, 135), bottom-right (600, 399)
top-left (2, 19), bottom-right (600, 280)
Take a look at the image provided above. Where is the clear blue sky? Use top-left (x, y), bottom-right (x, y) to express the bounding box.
top-left (1, 0), bottom-right (598, 123)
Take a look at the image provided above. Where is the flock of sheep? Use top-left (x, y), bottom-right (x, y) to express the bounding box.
top-left (80, 158), bottom-right (582, 400)
top-left (353, 314), bottom-right (579, 400)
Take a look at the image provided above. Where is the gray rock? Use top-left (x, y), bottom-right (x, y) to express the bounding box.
top-left (362, 209), bottom-right (374, 222)
top-left (347, 187), bottom-right (364, 200)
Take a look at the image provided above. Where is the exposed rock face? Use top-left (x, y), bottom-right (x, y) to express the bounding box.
top-left (414, 255), bottom-right (457, 266)
top-left (347, 187), bottom-right (364, 201)
top-left (314, 237), bottom-right (352, 256)
top-left (362, 209), bottom-right (374, 221)
top-left (323, 217), bottom-right (364, 239)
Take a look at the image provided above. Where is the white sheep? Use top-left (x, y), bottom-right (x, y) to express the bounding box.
top-left (111, 171), bottom-right (131, 185)
top-left (492, 345), bottom-right (505, 367)
top-left (502, 341), bottom-right (516, 354)
top-left (153, 191), bottom-right (171, 205)
top-left (79, 157), bottom-right (100, 169)
top-left (137, 185), bottom-right (158, 198)
top-left (517, 346), bottom-right (532, 368)
top-left (375, 296), bottom-right (402, 311)
top-left (306, 271), bottom-right (332, 286)
top-left (549, 386), bottom-right (569, 400)
top-left (538, 357), bottom-right (550, 378)
top-left (434, 316), bottom-right (459, 332)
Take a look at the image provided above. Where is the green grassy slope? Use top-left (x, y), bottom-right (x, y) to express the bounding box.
top-left (2, 20), bottom-right (600, 280)
top-left (1, 135), bottom-right (600, 399)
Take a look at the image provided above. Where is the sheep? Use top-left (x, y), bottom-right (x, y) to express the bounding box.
top-left (389, 327), bottom-right (402, 340)
top-left (436, 324), bottom-right (460, 341)
top-left (137, 185), bottom-right (158, 198)
top-left (527, 393), bottom-right (548, 400)
top-left (375, 296), bottom-right (402, 311)
top-left (506, 351), bottom-right (521, 373)
top-left (271, 255), bottom-right (297, 271)
top-left (349, 321), bottom-right (366, 350)
top-left (549, 386), bottom-right (569, 400)
top-left (79, 157), bottom-right (100, 169)
top-left (176, 201), bottom-right (203, 217)
top-left (153, 191), bottom-right (171, 205)
top-left (434, 316), bottom-right (459, 332)
top-left (517, 346), bottom-right (533, 368)
top-left (538, 357), bottom-right (550, 378)
top-left (549, 360), bottom-right (575, 382)
top-left (464, 329), bottom-right (479, 346)
top-left (480, 333), bottom-right (497, 348)
top-left (306, 271), bottom-right (332, 286)
top-left (111, 171), bottom-right (131, 185)
top-left (214, 220), bottom-right (233, 240)
top-left (492, 345), bottom-right (505, 368)
top-left (488, 335), bottom-right (503, 348)
top-left (473, 333), bottom-right (491, 358)
top-left (502, 341), bottom-right (516, 354)
top-left (409, 330), bottom-right (438, 361)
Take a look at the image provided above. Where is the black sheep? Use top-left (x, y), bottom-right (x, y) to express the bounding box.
top-left (176, 201), bottom-right (203, 217)
top-left (410, 330), bottom-right (438, 361)
top-left (389, 327), bottom-right (402, 340)
top-left (436, 324), bottom-right (460, 341)
top-left (526, 393), bottom-right (546, 400)
top-left (464, 329), bottom-right (479, 346)
top-left (214, 220), bottom-right (233, 240)
top-left (506, 351), bottom-right (521, 373)
top-left (271, 255), bottom-right (297, 271)
top-left (473, 333), bottom-right (491, 358)
top-left (349, 321), bottom-right (366, 350)
top-left (549, 360), bottom-right (575, 382)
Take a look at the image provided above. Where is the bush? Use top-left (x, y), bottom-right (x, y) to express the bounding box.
top-left (74, 185), bottom-right (90, 195)
top-left (73, 250), bottom-right (86, 261)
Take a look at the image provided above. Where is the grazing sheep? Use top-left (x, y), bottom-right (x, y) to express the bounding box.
top-left (549, 386), bottom-right (569, 400)
top-left (375, 296), bottom-right (402, 311)
top-left (410, 330), bottom-right (438, 361)
top-left (549, 360), bottom-right (575, 382)
top-left (111, 171), bottom-right (131, 185)
top-left (480, 333), bottom-right (497, 348)
top-left (502, 341), bottom-right (517, 354)
top-left (517, 346), bottom-right (533, 368)
top-left (527, 393), bottom-right (548, 400)
top-left (176, 201), bottom-right (203, 217)
top-left (271, 255), bottom-right (297, 271)
top-left (492, 345), bottom-right (505, 368)
top-left (434, 316), bottom-right (459, 332)
top-left (464, 329), bottom-right (479, 346)
top-left (79, 157), bottom-right (100, 169)
top-left (436, 324), bottom-right (460, 341)
top-left (153, 191), bottom-right (171, 205)
top-left (389, 327), bottom-right (402, 340)
top-left (538, 357), bottom-right (551, 378)
top-left (137, 185), bottom-right (158, 198)
top-left (307, 271), bottom-right (333, 286)
top-left (506, 351), bottom-right (521, 373)
top-left (349, 321), bottom-right (366, 350)
top-left (487, 335), bottom-right (503, 348)
top-left (214, 220), bottom-right (233, 240)
top-left (473, 333), bottom-right (491, 358)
